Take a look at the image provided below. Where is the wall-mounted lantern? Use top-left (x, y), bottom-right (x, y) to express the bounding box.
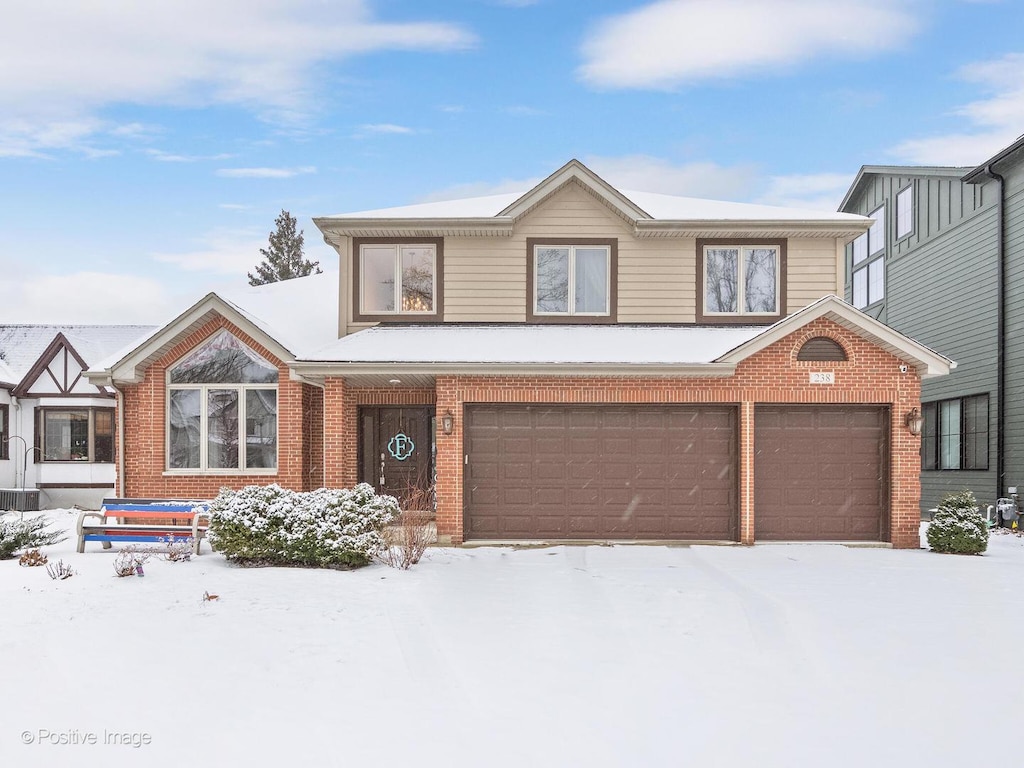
top-left (905, 407), bottom-right (923, 436)
top-left (441, 409), bottom-right (455, 435)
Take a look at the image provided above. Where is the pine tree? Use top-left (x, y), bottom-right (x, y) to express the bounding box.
top-left (248, 209), bottom-right (322, 286)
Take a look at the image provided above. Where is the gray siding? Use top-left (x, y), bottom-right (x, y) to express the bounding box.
top-left (998, 164), bottom-right (1024, 500)
top-left (844, 170), bottom-right (1000, 513)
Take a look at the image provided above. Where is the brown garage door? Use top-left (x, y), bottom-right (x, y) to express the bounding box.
top-left (464, 405), bottom-right (737, 541)
top-left (754, 405), bottom-right (888, 541)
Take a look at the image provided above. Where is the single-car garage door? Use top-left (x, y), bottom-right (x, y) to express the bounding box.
top-left (464, 405), bottom-right (737, 541)
top-left (754, 405), bottom-right (888, 541)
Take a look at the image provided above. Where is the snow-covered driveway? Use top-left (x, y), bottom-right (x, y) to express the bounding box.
top-left (2, 511), bottom-right (1022, 768)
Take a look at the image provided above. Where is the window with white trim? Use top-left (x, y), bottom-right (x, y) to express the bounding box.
top-left (850, 205), bottom-right (885, 309)
top-left (703, 244), bottom-right (780, 316)
top-left (896, 185), bottom-right (913, 240)
top-left (533, 244), bottom-right (611, 316)
top-left (167, 330), bottom-right (278, 472)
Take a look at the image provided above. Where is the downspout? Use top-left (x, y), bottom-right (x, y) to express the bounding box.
top-left (112, 383), bottom-right (126, 498)
top-left (10, 395), bottom-right (20, 490)
top-left (985, 164), bottom-right (1007, 502)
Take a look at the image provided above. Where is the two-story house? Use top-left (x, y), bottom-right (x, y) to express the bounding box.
top-left (839, 135), bottom-right (1024, 514)
top-left (87, 160), bottom-right (952, 548)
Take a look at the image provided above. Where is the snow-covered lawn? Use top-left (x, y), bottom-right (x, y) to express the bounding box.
top-left (3, 511), bottom-right (1023, 768)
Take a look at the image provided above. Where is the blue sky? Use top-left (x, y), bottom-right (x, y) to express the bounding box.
top-left (2, 0), bottom-right (1022, 324)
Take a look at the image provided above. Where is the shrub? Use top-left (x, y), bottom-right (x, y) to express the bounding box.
top-left (207, 483), bottom-right (399, 568)
top-left (0, 513), bottom-right (66, 559)
top-left (46, 560), bottom-right (75, 580)
top-left (19, 549), bottom-right (48, 567)
top-left (927, 490), bottom-right (989, 555)
top-left (376, 510), bottom-right (434, 570)
top-left (114, 545), bottom-right (151, 577)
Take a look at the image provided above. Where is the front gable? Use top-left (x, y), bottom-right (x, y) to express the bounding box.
top-left (14, 333), bottom-right (110, 398)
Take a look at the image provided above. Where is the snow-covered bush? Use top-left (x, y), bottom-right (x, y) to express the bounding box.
top-left (926, 490), bottom-right (989, 555)
top-left (207, 483), bottom-right (399, 568)
top-left (0, 513), bottom-right (66, 559)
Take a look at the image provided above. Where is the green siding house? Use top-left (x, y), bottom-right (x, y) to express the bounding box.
top-left (840, 135), bottom-right (1024, 513)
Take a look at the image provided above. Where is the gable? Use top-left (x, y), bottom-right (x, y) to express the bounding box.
top-left (513, 179), bottom-right (635, 236)
top-left (14, 334), bottom-right (109, 397)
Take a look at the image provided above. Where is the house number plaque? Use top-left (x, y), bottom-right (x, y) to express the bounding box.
top-left (809, 371), bottom-right (835, 384)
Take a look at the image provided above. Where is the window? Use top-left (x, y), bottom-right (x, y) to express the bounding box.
top-left (797, 337), bottom-right (847, 362)
top-left (0, 405), bottom-right (8, 460)
top-left (167, 330), bottom-right (278, 472)
top-left (850, 205), bottom-right (886, 310)
top-left (896, 185), bottom-right (913, 240)
top-left (526, 238), bottom-right (617, 323)
top-left (37, 408), bottom-right (114, 462)
top-left (922, 394), bottom-right (989, 471)
top-left (353, 238), bottom-right (442, 322)
top-left (698, 240), bottom-right (784, 322)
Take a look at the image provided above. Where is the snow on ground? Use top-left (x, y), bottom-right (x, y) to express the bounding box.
top-left (3, 512), bottom-right (1024, 768)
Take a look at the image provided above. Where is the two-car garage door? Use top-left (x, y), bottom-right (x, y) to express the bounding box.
top-left (464, 405), bottom-right (737, 541)
top-left (463, 403), bottom-right (888, 543)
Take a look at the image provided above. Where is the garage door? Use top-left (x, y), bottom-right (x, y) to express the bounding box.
top-left (754, 405), bottom-right (888, 541)
top-left (464, 405), bottom-right (736, 541)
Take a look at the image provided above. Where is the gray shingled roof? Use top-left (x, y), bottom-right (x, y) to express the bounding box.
top-left (0, 325), bottom-right (155, 382)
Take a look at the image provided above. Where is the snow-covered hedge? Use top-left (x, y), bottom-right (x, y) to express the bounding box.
top-left (0, 513), bottom-right (65, 560)
top-left (207, 484), bottom-right (399, 568)
top-left (926, 490), bottom-right (989, 555)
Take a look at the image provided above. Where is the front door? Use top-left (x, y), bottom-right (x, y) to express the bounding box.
top-left (359, 407), bottom-right (434, 506)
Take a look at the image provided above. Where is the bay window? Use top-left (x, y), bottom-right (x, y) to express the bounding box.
top-left (167, 330), bottom-right (278, 472)
top-left (37, 407), bottom-right (114, 462)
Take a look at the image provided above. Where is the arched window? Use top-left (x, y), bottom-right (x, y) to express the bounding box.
top-left (167, 330), bottom-right (278, 471)
top-left (796, 337), bottom-right (848, 362)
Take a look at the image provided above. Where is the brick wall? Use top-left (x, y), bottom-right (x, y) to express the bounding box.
top-left (433, 318), bottom-right (922, 548)
top-left (120, 316), bottom-right (313, 499)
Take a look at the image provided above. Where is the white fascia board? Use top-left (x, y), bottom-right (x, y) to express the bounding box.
top-left (288, 361), bottom-right (737, 378)
top-left (498, 160), bottom-right (651, 222)
top-left (716, 295), bottom-right (955, 377)
top-left (99, 294), bottom-right (296, 385)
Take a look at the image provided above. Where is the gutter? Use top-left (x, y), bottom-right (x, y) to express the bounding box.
top-left (288, 361), bottom-right (739, 378)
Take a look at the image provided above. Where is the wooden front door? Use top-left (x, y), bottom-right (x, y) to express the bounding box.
top-left (359, 407), bottom-right (434, 505)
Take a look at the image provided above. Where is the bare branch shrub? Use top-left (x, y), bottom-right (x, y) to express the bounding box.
top-left (113, 545), bottom-right (151, 578)
top-left (375, 482), bottom-right (435, 570)
top-left (46, 560), bottom-right (75, 580)
top-left (161, 535), bottom-right (194, 562)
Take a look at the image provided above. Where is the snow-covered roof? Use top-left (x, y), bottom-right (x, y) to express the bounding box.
top-left (90, 271), bottom-right (340, 381)
top-left (301, 324), bottom-right (765, 366)
top-left (0, 324), bottom-right (155, 381)
top-left (334, 188), bottom-right (868, 223)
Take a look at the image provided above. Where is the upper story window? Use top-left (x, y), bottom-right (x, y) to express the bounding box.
top-left (697, 239), bottom-right (785, 324)
top-left (167, 330), bottom-right (278, 472)
top-left (526, 238), bottom-right (617, 323)
top-left (896, 185), bottom-right (914, 240)
top-left (352, 238), bottom-right (443, 323)
top-left (922, 394), bottom-right (988, 471)
top-left (851, 205), bottom-right (885, 310)
top-left (37, 407), bottom-right (114, 463)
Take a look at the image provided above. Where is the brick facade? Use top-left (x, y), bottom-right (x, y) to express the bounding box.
top-left (119, 315), bottom-right (922, 549)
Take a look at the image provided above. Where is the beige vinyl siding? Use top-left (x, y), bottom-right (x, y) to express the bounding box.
top-left (785, 237), bottom-right (841, 313)
top-left (443, 237), bottom-right (527, 321)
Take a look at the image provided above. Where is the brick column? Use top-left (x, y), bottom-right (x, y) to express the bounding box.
top-left (323, 377), bottom-right (349, 488)
top-left (435, 376), bottom-right (462, 545)
top-left (739, 400), bottom-right (755, 545)
top-left (890, 375), bottom-right (923, 549)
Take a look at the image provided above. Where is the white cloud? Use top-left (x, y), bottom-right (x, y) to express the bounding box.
top-left (216, 166), bottom-right (316, 179)
top-left (145, 149), bottom-right (234, 163)
top-left (0, 1), bottom-right (475, 156)
top-left (578, 0), bottom-right (918, 89)
top-left (151, 230), bottom-right (266, 275)
top-left (356, 123), bottom-right (415, 136)
top-left (0, 272), bottom-right (174, 324)
top-left (755, 173), bottom-right (855, 211)
top-left (503, 105), bottom-right (547, 116)
top-left (891, 53), bottom-right (1024, 165)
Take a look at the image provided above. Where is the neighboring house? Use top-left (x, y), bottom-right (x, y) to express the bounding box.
top-left (87, 160), bottom-right (952, 548)
top-left (0, 325), bottom-right (154, 510)
top-left (839, 134), bottom-right (1024, 513)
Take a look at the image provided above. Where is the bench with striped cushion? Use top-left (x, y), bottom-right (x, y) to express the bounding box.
top-left (77, 498), bottom-right (211, 555)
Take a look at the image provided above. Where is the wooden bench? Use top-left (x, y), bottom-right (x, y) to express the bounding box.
top-left (77, 498), bottom-right (211, 555)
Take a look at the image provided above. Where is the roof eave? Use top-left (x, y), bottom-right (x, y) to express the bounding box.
top-left (634, 219), bottom-right (872, 239)
top-left (963, 134), bottom-right (1024, 183)
top-left (288, 361), bottom-right (737, 378)
top-left (313, 216), bottom-right (514, 238)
